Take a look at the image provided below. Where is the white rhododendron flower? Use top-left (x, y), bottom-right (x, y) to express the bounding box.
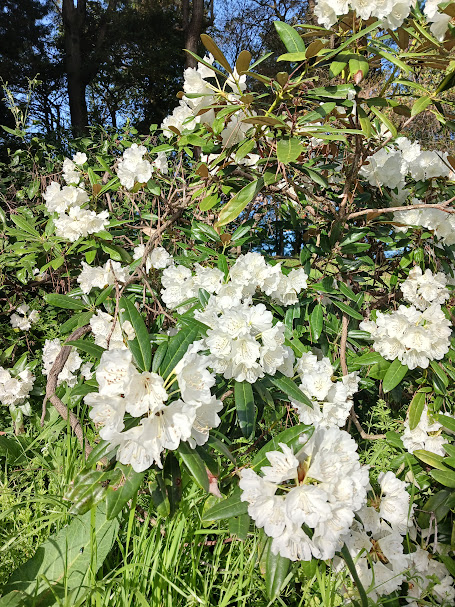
top-left (72, 152), bottom-right (87, 165)
top-left (86, 342), bottom-right (223, 471)
top-left (62, 157), bottom-right (82, 185)
top-left (133, 245), bottom-right (172, 273)
top-left (401, 266), bottom-right (450, 310)
top-left (240, 427), bottom-right (369, 561)
top-left (337, 507), bottom-right (411, 602)
top-left (90, 310), bottom-right (135, 350)
top-left (393, 200), bottom-right (455, 246)
top-left (54, 206), bottom-right (109, 242)
top-left (77, 259), bottom-right (129, 294)
top-left (292, 351), bottom-right (359, 428)
top-left (10, 303), bottom-right (39, 331)
top-left (406, 547), bottom-right (455, 605)
top-left (402, 404), bottom-right (449, 456)
top-left (377, 471), bottom-right (414, 533)
top-left (360, 304), bottom-right (451, 370)
top-left (424, 0), bottom-right (452, 41)
top-left (314, 0), bottom-right (413, 30)
top-left (0, 367), bottom-right (35, 407)
top-left (43, 182), bottom-right (89, 214)
top-left (117, 143), bottom-right (153, 189)
top-left (42, 338), bottom-right (82, 387)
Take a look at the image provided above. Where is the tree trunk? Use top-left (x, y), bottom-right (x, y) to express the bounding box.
top-left (62, 0), bottom-right (88, 132)
top-left (183, 0), bottom-right (205, 68)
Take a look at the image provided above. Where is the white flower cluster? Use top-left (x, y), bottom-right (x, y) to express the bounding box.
top-left (42, 338), bottom-right (82, 387)
top-left (360, 137), bottom-right (452, 191)
top-left (77, 259), bottom-right (129, 294)
top-left (424, 0), bottom-right (452, 42)
top-left (360, 304), bottom-right (451, 370)
top-left (401, 266), bottom-right (451, 311)
top-left (402, 404), bottom-right (448, 456)
top-left (10, 304), bottom-right (39, 331)
top-left (43, 180), bottom-right (108, 242)
top-left (291, 351), bottom-right (359, 428)
top-left (198, 301), bottom-right (294, 383)
top-left (62, 152), bottom-right (87, 185)
top-left (314, 0), bottom-right (413, 30)
top-left (160, 253), bottom-right (308, 383)
top-left (90, 311), bottom-right (135, 350)
top-left (337, 473), bottom-right (414, 601)
top-left (239, 426), bottom-right (369, 561)
top-left (407, 547), bottom-right (455, 606)
top-left (161, 252), bottom-right (308, 311)
top-left (0, 367), bottom-right (34, 407)
top-left (117, 143), bottom-right (152, 188)
top-left (132, 245), bottom-right (172, 272)
top-left (161, 56), bottom-right (253, 147)
top-left (85, 346), bottom-right (222, 472)
top-left (393, 199), bottom-right (455, 246)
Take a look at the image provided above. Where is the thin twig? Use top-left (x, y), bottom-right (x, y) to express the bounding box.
top-left (345, 197), bottom-right (455, 221)
top-left (41, 325), bottom-right (93, 457)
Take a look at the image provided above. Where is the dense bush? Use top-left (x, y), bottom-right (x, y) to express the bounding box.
top-left (2, 2), bottom-right (455, 605)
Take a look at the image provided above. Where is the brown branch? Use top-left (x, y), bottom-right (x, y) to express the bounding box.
top-left (41, 325), bottom-right (92, 457)
top-left (120, 198), bottom-right (191, 294)
top-left (345, 197), bottom-right (455, 222)
top-left (349, 409), bottom-right (386, 441)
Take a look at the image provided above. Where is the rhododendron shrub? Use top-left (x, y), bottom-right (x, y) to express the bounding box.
top-left (3, 2), bottom-right (455, 604)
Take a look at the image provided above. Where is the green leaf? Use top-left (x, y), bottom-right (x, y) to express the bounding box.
top-left (375, 49), bottom-right (412, 74)
top-left (276, 137), bottom-right (302, 164)
top-left (202, 493), bottom-right (249, 522)
top-left (178, 443), bottom-right (209, 492)
top-left (106, 464), bottom-right (145, 520)
top-left (216, 178), bottom-right (264, 227)
top-left (382, 358), bottom-right (408, 393)
top-left (65, 470), bottom-right (110, 515)
top-left (159, 323), bottom-right (200, 378)
top-left (119, 297), bottom-right (152, 372)
top-left (269, 373), bottom-right (313, 408)
top-left (44, 293), bottom-right (87, 310)
top-left (200, 33), bottom-right (232, 73)
top-left (309, 304), bottom-right (323, 341)
top-left (251, 424), bottom-right (313, 471)
top-left (236, 50), bottom-right (252, 75)
top-left (350, 352), bottom-right (384, 366)
top-left (274, 21), bottom-right (305, 54)
top-left (408, 391), bottom-right (426, 430)
top-left (66, 340), bottom-right (105, 359)
top-left (228, 513), bottom-right (250, 540)
top-left (163, 452), bottom-right (182, 516)
top-left (152, 341), bottom-right (168, 374)
top-left (436, 68), bottom-right (455, 94)
top-left (277, 51), bottom-right (307, 62)
top-left (264, 537), bottom-right (291, 600)
top-left (10, 214), bottom-right (39, 237)
top-left (431, 469), bottom-right (455, 488)
top-left (418, 490), bottom-right (455, 527)
top-left (370, 106), bottom-right (397, 138)
top-left (430, 360), bottom-right (449, 388)
top-left (438, 414), bottom-right (455, 433)
top-left (60, 311), bottom-right (93, 334)
top-left (340, 544), bottom-right (369, 607)
top-left (234, 381), bottom-right (256, 438)
top-left (348, 54), bottom-right (369, 80)
top-left (414, 450), bottom-right (449, 471)
top-left (3, 504), bottom-right (119, 602)
top-left (411, 95), bottom-right (432, 116)
top-left (331, 299), bottom-right (363, 320)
